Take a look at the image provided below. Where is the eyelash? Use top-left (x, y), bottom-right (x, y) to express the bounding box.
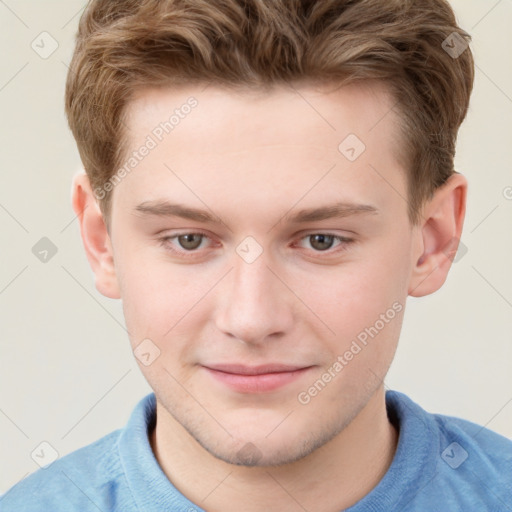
top-left (157, 231), bottom-right (355, 259)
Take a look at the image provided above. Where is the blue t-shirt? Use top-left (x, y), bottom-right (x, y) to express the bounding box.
top-left (1, 390), bottom-right (511, 511)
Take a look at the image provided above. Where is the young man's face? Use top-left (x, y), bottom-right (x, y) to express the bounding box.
top-left (90, 82), bottom-right (429, 465)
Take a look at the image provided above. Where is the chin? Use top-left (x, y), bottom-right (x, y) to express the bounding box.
top-left (191, 420), bottom-right (342, 468)
top-left (202, 439), bottom-right (311, 468)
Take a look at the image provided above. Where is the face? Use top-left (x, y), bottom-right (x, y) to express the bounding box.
top-left (107, 81), bottom-right (417, 466)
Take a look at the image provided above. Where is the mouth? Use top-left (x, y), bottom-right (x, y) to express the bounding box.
top-left (201, 363), bottom-right (315, 393)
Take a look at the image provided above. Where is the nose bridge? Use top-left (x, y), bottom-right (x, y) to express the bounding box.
top-left (232, 250), bottom-right (273, 305)
top-left (215, 242), bottom-right (292, 344)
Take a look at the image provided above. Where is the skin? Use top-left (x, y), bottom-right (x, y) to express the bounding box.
top-left (72, 80), bottom-right (466, 511)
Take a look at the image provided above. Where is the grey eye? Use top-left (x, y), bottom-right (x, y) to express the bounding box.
top-left (308, 234), bottom-right (335, 251)
top-left (177, 234), bottom-right (204, 250)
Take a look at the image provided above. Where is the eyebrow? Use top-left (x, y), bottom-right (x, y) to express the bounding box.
top-left (133, 200), bottom-right (378, 224)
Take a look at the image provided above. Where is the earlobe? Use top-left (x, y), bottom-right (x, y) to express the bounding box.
top-left (71, 171), bottom-right (121, 299)
top-left (408, 173), bottom-right (467, 297)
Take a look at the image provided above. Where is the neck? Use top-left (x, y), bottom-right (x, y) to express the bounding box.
top-left (149, 386), bottom-right (398, 511)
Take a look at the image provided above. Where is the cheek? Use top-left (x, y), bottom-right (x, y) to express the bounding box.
top-left (117, 248), bottom-right (223, 357)
top-left (306, 237), bottom-right (410, 356)
top-left (328, 254), bottom-right (408, 315)
top-left (116, 250), bottom-right (191, 340)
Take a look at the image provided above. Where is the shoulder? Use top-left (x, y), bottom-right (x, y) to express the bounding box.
top-left (387, 390), bottom-right (512, 509)
top-left (388, 390), bottom-right (512, 464)
top-left (432, 410), bottom-right (512, 472)
top-left (431, 412), bottom-right (512, 509)
top-left (0, 429), bottom-right (134, 512)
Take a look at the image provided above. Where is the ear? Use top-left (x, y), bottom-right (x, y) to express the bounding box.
top-left (71, 171), bottom-right (121, 299)
top-left (408, 173), bottom-right (467, 297)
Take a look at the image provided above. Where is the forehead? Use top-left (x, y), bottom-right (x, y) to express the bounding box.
top-left (113, 81), bottom-right (406, 224)
top-left (125, 80), bottom-right (399, 148)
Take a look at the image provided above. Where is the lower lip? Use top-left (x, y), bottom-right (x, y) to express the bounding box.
top-left (203, 367), bottom-right (313, 393)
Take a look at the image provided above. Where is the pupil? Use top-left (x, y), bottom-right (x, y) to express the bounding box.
top-left (312, 234), bottom-right (333, 251)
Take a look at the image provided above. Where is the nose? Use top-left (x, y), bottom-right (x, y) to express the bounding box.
top-left (214, 250), bottom-right (295, 346)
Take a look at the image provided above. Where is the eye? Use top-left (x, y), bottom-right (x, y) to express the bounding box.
top-left (175, 233), bottom-right (205, 250)
top-left (297, 233), bottom-right (354, 253)
top-left (158, 231), bottom-right (354, 259)
top-left (159, 232), bottom-right (211, 256)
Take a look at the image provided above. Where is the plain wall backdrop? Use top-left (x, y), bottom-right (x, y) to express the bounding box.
top-left (1, 0), bottom-right (511, 494)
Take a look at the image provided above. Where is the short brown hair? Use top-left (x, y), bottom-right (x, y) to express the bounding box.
top-left (65, 0), bottom-right (474, 225)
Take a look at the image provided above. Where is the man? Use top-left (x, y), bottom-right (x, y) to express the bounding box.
top-left (2, 0), bottom-right (511, 510)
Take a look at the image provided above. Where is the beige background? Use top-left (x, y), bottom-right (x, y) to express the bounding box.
top-left (1, 0), bottom-right (511, 494)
